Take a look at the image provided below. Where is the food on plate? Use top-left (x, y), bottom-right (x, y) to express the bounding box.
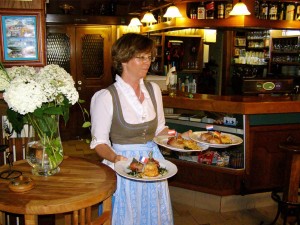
top-left (199, 131), bottom-right (232, 144)
top-left (129, 158), bottom-right (144, 172)
top-left (144, 161), bottom-right (159, 177)
top-left (127, 156), bottom-right (167, 178)
top-left (167, 135), bottom-right (200, 150)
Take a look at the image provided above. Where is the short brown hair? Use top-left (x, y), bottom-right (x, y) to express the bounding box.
top-left (111, 33), bottom-right (154, 74)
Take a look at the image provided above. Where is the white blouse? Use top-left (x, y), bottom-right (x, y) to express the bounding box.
top-left (90, 75), bottom-right (167, 149)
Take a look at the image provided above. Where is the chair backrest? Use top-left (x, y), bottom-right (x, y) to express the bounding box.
top-left (1, 115), bottom-right (30, 167)
top-left (0, 111), bottom-right (29, 225)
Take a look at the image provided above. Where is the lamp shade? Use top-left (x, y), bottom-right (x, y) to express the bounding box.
top-left (163, 5), bottom-right (183, 18)
top-left (128, 17), bottom-right (142, 26)
top-left (141, 12), bottom-right (157, 23)
top-left (229, 0), bottom-right (251, 16)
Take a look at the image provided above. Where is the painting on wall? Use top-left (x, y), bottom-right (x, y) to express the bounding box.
top-left (0, 9), bottom-right (45, 67)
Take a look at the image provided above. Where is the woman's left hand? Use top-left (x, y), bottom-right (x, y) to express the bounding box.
top-left (181, 130), bottom-right (193, 139)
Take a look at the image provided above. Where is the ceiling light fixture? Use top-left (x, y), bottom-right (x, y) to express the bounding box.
top-left (229, 0), bottom-right (251, 16)
top-left (163, 5), bottom-right (183, 18)
top-left (141, 12), bottom-right (157, 25)
top-left (128, 17), bottom-right (142, 26)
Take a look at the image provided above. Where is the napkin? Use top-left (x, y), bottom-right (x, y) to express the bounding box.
top-left (166, 66), bottom-right (176, 85)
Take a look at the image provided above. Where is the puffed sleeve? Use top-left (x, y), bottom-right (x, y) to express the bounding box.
top-left (90, 89), bottom-right (113, 149)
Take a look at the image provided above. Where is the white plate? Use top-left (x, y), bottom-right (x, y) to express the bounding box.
top-left (153, 135), bottom-right (209, 152)
top-left (190, 131), bottom-right (243, 148)
top-left (115, 158), bottom-right (177, 181)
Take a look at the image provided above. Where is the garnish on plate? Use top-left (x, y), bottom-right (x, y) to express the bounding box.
top-left (127, 152), bottom-right (168, 178)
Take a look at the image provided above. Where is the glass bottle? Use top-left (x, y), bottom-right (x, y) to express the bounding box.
top-left (197, 2), bottom-right (206, 19)
top-left (190, 79), bottom-right (197, 94)
top-left (254, 0), bottom-right (260, 18)
top-left (286, 3), bottom-right (295, 21)
top-left (206, 1), bottom-right (215, 19)
top-left (217, 2), bottom-right (224, 19)
top-left (184, 76), bottom-right (190, 93)
top-left (278, 2), bottom-right (286, 20)
top-left (225, 3), bottom-right (232, 19)
top-left (269, 2), bottom-right (278, 20)
top-left (190, 5), bottom-right (197, 19)
top-left (296, 4), bottom-right (300, 20)
top-left (260, 1), bottom-right (269, 20)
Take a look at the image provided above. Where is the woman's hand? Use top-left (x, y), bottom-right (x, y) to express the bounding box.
top-left (181, 130), bottom-right (193, 139)
top-left (114, 155), bottom-right (128, 163)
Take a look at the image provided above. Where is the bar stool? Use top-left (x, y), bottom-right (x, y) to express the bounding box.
top-left (265, 139), bottom-right (300, 225)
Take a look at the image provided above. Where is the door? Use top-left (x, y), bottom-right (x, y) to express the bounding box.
top-left (46, 25), bottom-right (114, 140)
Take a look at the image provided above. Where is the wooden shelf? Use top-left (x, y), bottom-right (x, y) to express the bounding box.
top-left (141, 1), bottom-right (300, 33)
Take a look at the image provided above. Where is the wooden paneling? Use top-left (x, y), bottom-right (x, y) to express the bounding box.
top-left (246, 124), bottom-right (300, 192)
top-left (0, 0), bottom-right (45, 10)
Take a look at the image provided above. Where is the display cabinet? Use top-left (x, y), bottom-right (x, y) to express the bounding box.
top-left (270, 36), bottom-right (300, 76)
top-left (162, 94), bottom-right (300, 195)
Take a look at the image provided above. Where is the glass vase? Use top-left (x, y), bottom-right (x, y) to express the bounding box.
top-left (26, 115), bottom-right (64, 176)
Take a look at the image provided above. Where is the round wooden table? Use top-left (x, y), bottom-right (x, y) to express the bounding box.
top-left (0, 156), bottom-right (116, 225)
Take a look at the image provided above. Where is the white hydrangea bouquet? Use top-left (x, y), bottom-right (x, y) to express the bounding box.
top-left (0, 62), bottom-right (87, 175)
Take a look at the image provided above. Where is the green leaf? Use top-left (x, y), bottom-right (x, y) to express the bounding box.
top-left (43, 106), bottom-right (63, 115)
top-left (82, 121), bottom-right (91, 128)
top-left (78, 99), bottom-right (85, 104)
top-left (32, 107), bottom-right (45, 118)
top-left (6, 108), bottom-right (25, 134)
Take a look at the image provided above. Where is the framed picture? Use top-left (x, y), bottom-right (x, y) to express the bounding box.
top-left (0, 9), bottom-right (45, 67)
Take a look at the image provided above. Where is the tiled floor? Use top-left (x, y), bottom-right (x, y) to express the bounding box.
top-left (62, 140), bottom-right (284, 225)
top-left (172, 202), bottom-right (281, 225)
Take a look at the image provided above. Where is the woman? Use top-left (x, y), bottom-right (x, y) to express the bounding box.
top-left (90, 33), bottom-right (174, 225)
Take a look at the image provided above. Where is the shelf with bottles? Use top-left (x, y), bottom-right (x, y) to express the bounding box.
top-left (233, 30), bottom-right (270, 66)
top-left (186, 1), bottom-right (233, 20)
top-left (254, 0), bottom-right (300, 21)
top-left (231, 64), bottom-right (268, 79)
top-left (270, 36), bottom-right (300, 66)
top-left (149, 34), bottom-right (165, 75)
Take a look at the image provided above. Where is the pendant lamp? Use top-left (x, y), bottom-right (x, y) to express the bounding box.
top-left (163, 5), bottom-right (183, 18)
top-left (229, 0), bottom-right (251, 16)
top-left (141, 12), bottom-right (157, 25)
top-left (128, 17), bottom-right (142, 26)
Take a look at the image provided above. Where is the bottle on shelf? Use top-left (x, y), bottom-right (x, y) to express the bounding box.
top-left (205, 1), bottom-right (215, 19)
top-left (217, 2), bottom-right (225, 19)
top-left (197, 2), bottom-right (206, 19)
top-left (260, 1), bottom-right (268, 19)
top-left (190, 4), bottom-right (197, 19)
top-left (225, 3), bottom-right (232, 19)
top-left (254, 0), bottom-right (260, 18)
top-left (278, 2), bottom-right (286, 20)
top-left (286, 3), bottom-right (295, 21)
top-left (269, 2), bottom-right (278, 20)
top-left (190, 79), bottom-right (197, 94)
top-left (168, 69), bottom-right (177, 97)
top-left (184, 76), bottom-right (190, 93)
top-left (296, 4), bottom-right (300, 20)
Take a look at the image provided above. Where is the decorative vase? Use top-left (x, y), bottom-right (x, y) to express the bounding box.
top-left (26, 115), bottom-right (64, 176)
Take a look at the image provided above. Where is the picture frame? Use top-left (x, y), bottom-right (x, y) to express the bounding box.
top-left (0, 9), bottom-right (45, 67)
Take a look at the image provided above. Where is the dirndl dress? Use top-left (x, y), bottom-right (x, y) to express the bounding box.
top-left (112, 141), bottom-right (174, 225)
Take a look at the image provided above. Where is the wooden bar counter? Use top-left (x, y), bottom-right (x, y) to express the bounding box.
top-left (162, 93), bottom-right (300, 195)
top-left (163, 93), bottom-right (300, 115)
